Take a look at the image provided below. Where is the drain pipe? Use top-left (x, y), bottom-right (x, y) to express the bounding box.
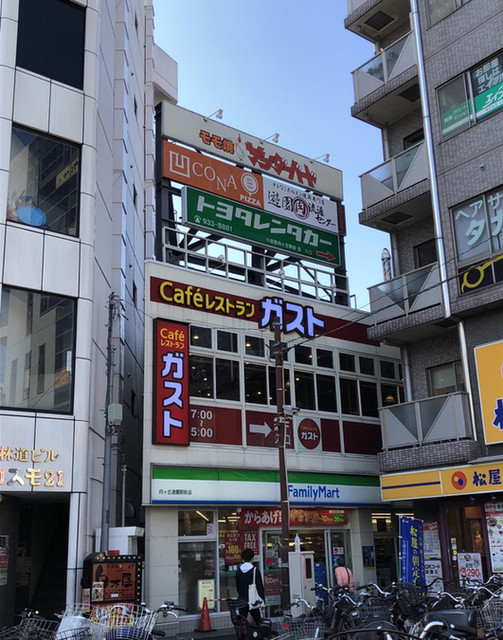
top-left (410, 0), bottom-right (451, 319)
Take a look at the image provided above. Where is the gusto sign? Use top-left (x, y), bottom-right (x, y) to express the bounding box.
top-left (153, 320), bottom-right (189, 445)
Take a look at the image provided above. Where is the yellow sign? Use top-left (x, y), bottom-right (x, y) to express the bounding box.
top-left (381, 461), bottom-right (503, 501)
top-left (381, 470), bottom-right (441, 501)
top-left (198, 579), bottom-right (215, 609)
top-left (474, 340), bottom-right (503, 444)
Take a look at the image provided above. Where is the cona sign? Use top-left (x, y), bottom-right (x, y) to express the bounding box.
top-left (153, 320), bottom-right (189, 445)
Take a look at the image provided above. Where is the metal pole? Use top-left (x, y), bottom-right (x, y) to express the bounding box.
top-left (100, 293), bottom-right (116, 553)
top-left (274, 321), bottom-right (290, 611)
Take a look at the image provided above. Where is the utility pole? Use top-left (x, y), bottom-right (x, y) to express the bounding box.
top-left (100, 293), bottom-right (117, 554)
top-left (273, 320), bottom-right (290, 611)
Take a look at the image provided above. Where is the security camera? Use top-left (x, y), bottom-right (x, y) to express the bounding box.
top-left (283, 405), bottom-right (299, 417)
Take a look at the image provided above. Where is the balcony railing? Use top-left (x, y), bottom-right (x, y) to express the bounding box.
top-left (347, 0), bottom-right (369, 11)
top-left (369, 262), bottom-right (441, 324)
top-left (360, 142), bottom-right (428, 209)
top-left (353, 32), bottom-right (417, 103)
top-left (380, 392), bottom-right (473, 450)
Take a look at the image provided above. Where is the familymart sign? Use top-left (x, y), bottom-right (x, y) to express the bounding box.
top-left (182, 186), bottom-right (340, 266)
top-left (151, 467), bottom-right (381, 506)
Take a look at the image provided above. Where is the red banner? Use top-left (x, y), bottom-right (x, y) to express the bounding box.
top-left (153, 320), bottom-right (189, 445)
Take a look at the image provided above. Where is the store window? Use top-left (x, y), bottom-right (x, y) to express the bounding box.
top-left (380, 361), bottom-right (395, 379)
top-left (316, 374), bottom-right (336, 412)
top-left (16, 0), bottom-right (85, 90)
top-left (0, 287), bottom-right (75, 412)
top-left (217, 331), bottom-right (238, 353)
top-left (245, 335), bottom-right (264, 357)
top-left (360, 381), bottom-right (379, 417)
top-left (245, 363), bottom-right (267, 404)
top-left (316, 349), bottom-right (333, 368)
top-left (427, 0), bottom-right (470, 25)
top-left (453, 188), bottom-right (503, 268)
top-left (414, 239), bottom-right (437, 268)
top-left (340, 378), bottom-right (358, 415)
top-left (216, 359), bottom-right (240, 401)
top-left (8, 126), bottom-right (80, 235)
top-left (428, 361), bottom-right (465, 396)
top-left (438, 51), bottom-right (503, 138)
top-left (339, 353), bottom-right (356, 372)
top-left (359, 357), bottom-right (375, 376)
top-left (295, 345), bottom-right (312, 365)
top-left (190, 326), bottom-right (212, 348)
top-left (294, 371), bottom-right (316, 410)
top-left (189, 355), bottom-right (213, 398)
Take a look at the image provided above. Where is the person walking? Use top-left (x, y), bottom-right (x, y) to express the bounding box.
top-left (235, 548), bottom-right (265, 624)
top-left (334, 556), bottom-right (355, 594)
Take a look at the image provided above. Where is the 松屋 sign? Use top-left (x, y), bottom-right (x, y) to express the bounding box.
top-left (182, 186), bottom-right (340, 266)
top-left (153, 320), bottom-right (189, 445)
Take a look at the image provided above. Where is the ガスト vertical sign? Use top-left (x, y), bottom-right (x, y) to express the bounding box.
top-left (153, 320), bottom-right (189, 445)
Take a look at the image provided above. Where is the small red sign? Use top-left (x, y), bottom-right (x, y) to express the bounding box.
top-left (153, 320), bottom-right (189, 445)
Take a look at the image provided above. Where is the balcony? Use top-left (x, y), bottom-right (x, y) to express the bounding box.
top-left (359, 142), bottom-right (431, 231)
top-left (367, 263), bottom-right (448, 342)
top-left (352, 32), bottom-right (419, 126)
top-left (378, 392), bottom-right (480, 473)
top-left (346, 0), bottom-right (411, 43)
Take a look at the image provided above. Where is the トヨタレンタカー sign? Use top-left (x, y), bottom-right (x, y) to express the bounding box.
top-left (182, 186), bottom-right (340, 266)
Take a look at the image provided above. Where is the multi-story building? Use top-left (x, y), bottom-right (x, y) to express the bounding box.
top-left (347, 0), bottom-right (503, 585)
top-left (0, 0), bottom-right (177, 623)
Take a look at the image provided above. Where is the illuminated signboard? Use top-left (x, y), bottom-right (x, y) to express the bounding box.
top-left (162, 101), bottom-right (343, 200)
top-left (164, 141), bottom-right (341, 235)
top-left (153, 320), bottom-right (189, 445)
top-left (182, 186), bottom-right (340, 266)
top-left (474, 339), bottom-right (503, 445)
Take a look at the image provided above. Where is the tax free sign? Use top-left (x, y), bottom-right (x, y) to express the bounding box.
top-left (182, 186), bottom-right (340, 266)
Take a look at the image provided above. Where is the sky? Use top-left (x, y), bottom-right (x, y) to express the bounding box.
top-left (151, 1), bottom-right (390, 311)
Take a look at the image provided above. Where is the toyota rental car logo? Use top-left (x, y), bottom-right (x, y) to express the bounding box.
top-left (451, 471), bottom-right (468, 490)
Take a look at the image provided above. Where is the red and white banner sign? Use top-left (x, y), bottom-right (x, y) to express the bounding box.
top-left (153, 320), bottom-right (189, 445)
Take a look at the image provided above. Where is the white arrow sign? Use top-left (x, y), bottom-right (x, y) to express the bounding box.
top-left (249, 422), bottom-right (272, 437)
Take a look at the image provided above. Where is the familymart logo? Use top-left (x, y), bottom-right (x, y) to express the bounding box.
top-left (289, 484), bottom-right (341, 501)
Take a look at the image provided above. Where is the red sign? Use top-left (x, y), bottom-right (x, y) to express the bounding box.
top-left (153, 320), bottom-right (189, 445)
top-left (189, 405), bottom-right (242, 445)
top-left (224, 531), bottom-right (242, 564)
top-left (245, 410), bottom-right (294, 448)
top-left (163, 141), bottom-right (265, 209)
top-left (297, 418), bottom-right (321, 450)
top-left (240, 507), bottom-right (347, 528)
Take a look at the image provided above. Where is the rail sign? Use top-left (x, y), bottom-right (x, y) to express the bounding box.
top-left (181, 186), bottom-right (340, 266)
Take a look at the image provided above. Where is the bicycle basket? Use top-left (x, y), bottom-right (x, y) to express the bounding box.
top-left (18, 618), bottom-right (60, 640)
top-left (95, 605), bottom-right (157, 636)
top-left (105, 628), bottom-right (149, 640)
top-left (359, 598), bottom-right (392, 622)
top-left (289, 619), bottom-right (325, 640)
top-left (477, 598), bottom-right (503, 630)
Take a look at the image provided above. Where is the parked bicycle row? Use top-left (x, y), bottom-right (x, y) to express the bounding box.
top-left (0, 602), bottom-right (187, 640)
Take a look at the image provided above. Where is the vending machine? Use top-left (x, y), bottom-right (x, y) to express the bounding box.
top-left (288, 550), bottom-right (315, 616)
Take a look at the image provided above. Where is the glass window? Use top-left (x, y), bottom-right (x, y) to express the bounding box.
top-left (339, 353), bottom-right (355, 372)
top-left (360, 381), bottom-right (379, 417)
top-left (414, 239), bottom-right (437, 268)
top-left (453, 189), bottom-right (503, 266)
top-left (190, 326), bottom-right (212, 348)
top-left (340, 378), bottom-right (358, 415)
top-left (245, 363), bottom-right (267, 404)
top-left (16, 0), bottom-right (85, 89)
top-left (470, 53), bottom-right (503, 122)
top-left (316, 348), bottom-right (333, 368)
top-left (438, 75), bottom-right (471, 137)
top-left (245, 335), bottom-right (264, 357)
top-left (7, 126), bottom-right (80, 236)
top-left (359, 357), bottom-right (375, 376)
top-left (217, 330), bottom-right (238, 352)
top-left (428, 361), bottom-right (465, 396)
top-left (189, 355), bottom-right (213, 398)
top-left (380, 361), bottom-right (395, 379)
top-left (381, 384), bottom-right (399, 407)
top-left (179, 541), bottom-right (217, 614)
top-left (178, 510), bottom-right (214, 536)
top-left (216, 359), bottom-right (240, 400)
top-left (316, 374), bottom-right (336, 412)
top-left (294, 345), bottom-right (312, 365)
top-left (427, 0), bottom-right (470, 25)
top-left (0, 287), bottom-right (75, 412)
top-left (294, 371), bottom-right (315, 410)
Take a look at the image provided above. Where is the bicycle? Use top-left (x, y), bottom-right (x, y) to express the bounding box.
top-left (0, 609), bottom-right (60, 640)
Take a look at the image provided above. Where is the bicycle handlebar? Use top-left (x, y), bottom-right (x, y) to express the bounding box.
top-left (421, 620), bottom-right (477, 638)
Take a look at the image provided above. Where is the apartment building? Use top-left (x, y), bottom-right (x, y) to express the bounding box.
top-left (347, 0), bottom-right (503, 584)
top-left (0, 0), bottom-right (177, 622)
